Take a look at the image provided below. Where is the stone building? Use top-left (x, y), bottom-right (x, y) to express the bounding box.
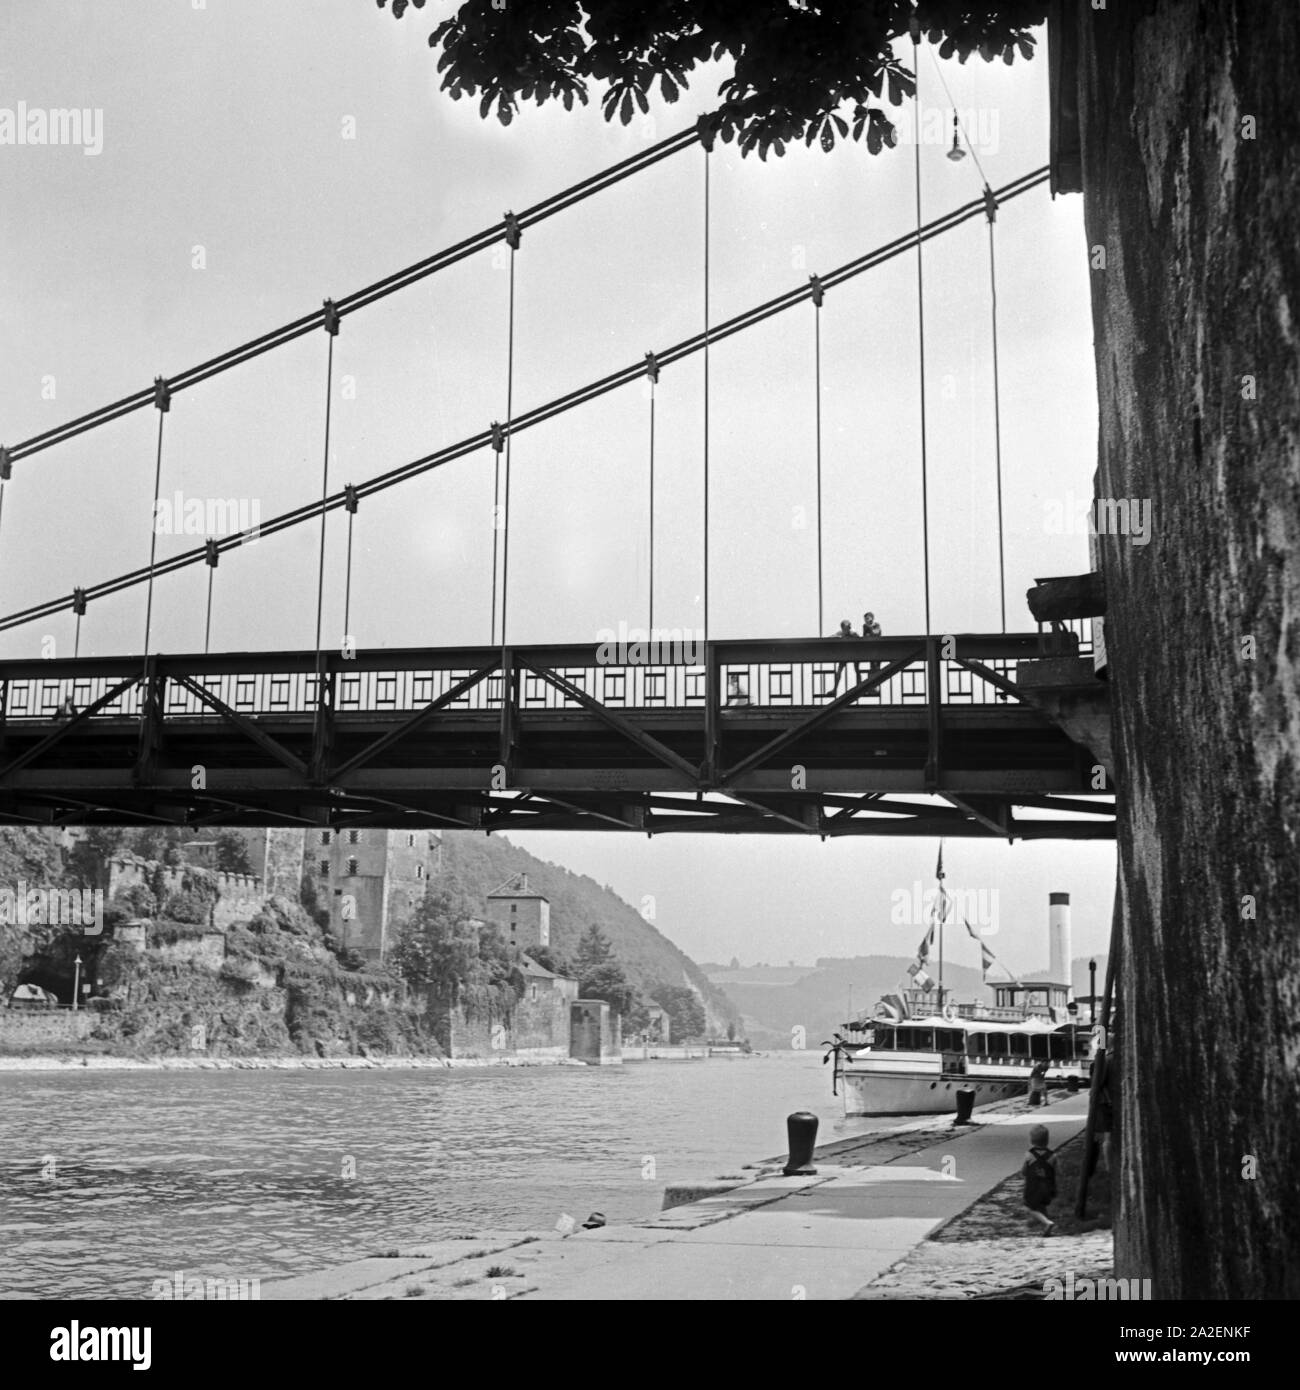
top-left (484, 871), bottom-right (550, 954)
top-left (228, 828), bottom-right (315, 900)
top-left (229, 827), bottom-right (442, 964)
top-left (309, 828), bottom-right (442, 964)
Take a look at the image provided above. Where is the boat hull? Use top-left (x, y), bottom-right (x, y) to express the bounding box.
top-left (840, 1069), bottom-right (1027, 1116)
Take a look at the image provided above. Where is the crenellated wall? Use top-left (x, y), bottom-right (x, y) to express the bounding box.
top-left (107, 857), bottom-right (264, 930)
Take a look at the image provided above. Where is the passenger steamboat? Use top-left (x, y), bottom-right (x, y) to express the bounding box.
top-left (827, 880), bottom-right (1095, 1116)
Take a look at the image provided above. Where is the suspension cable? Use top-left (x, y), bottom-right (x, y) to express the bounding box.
top-left (314, 302), bottom-right (340, 670)
top-left (142, 377), bottom-right (170, 657)
top-left (910, 23), bottom-right (932, 636)
top-left (2, 127), bottom-right (703, 469)
top-left (0, 447), bottom-right (9, 550)
top-left (0, 170), bottom-right (1049, 637)
top-left (702, 135), bottom-right (712, 641)
top-left (500, 221), bottom-right (519, 647)
top-left (924, 40), bottom-right (1007, 630)
top-left (986, 188), bottom-right (1007, 632)
top-left (203, 540), bottom-right (218, 655)
top-left (645, 352), bottom-right (660, 631)
top-left (73, 587), bottom-right (86, 659)
top-left (343, 485), bottom-right (358, 640)
top-left (811, 275), bottom-right (825, 634)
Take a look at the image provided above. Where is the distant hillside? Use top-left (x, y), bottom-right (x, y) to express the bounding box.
top-left (438, 833), bottom-right (739, 1035)
top-left (708, 953), bottom-right (1110, 1049)
top-left (708, 956), bottom-right (987, 1048)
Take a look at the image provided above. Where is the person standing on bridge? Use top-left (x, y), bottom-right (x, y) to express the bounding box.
top-left (822, 620), bottom-right (860, 700)
top-left (862, 612), bottom-right (884, 693)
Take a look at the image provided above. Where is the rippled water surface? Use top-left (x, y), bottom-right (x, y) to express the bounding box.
top-left (0, 1053), bottom-right (883, 1299)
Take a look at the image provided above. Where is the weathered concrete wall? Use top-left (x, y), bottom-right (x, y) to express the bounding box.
top-left (1071, 0), bottom-right (1300, 1297)
top-left (570, 1000), bottom-right (622, 1066)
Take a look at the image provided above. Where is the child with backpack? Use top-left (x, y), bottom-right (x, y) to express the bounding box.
top-left (1022, 1123), bottom-right (1057, 1234)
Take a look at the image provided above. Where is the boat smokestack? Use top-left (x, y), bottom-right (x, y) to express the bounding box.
top-left (1049, 892), bottom-right (1072, 995)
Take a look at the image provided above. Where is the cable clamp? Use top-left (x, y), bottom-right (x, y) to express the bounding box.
top-left (490, 421), bottom-right (506, 453)
top-left (503, 212), bottom-right (522, 250)
top-left (696, 112), bottom-right (719, 153)
top-left (0, 446), bottom-right (10, 481)
top-left (983, 185), bottom-right (999, 223)
top-left (809, 275), bottom-right (825, 308)
top-left (153, 377), bottom-right (171, 413)
top-left (323, 299), bottom-right (341, 336)
top-left (644, 352), bottom-right (660, 384)
top-left (72, 587), bottom-right (87, 616)
top-left (344, 483), bottom-right (359, 514)
top-left (204, 539), bottom-right (220, 568)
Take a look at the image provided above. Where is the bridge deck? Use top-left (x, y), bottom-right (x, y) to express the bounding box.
top-left (0, 633), bottom-right (1114, 837)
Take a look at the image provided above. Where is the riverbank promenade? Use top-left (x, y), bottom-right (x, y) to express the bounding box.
top-left (263, 1093), bottom-right (1090, 1301)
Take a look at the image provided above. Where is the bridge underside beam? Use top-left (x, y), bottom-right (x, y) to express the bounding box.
top-left (0, 783), bottom-right (1114, 838)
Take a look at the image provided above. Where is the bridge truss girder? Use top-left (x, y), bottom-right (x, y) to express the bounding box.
top-left (0, 636), bottom-right (1115, 839)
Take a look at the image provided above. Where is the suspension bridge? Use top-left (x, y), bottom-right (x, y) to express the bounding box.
top-left (0, 104), bottom-right (1114, 840)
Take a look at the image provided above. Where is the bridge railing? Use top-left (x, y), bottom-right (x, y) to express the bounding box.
top-left (0, 633), bottom-right (1063, 722)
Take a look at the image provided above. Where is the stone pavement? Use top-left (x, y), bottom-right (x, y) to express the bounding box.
top-left (263, 1092), bottom-right (1091, 1301)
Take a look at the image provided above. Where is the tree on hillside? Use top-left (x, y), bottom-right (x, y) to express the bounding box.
top-left (526, 943), bottom-right (570, 976)
top-left (131, 827), bottom-right (184, 867)
top-left (299, 873), bottom-right (331, 932)
top-left (64, 828), bottom-right (126, 889)
top-left (651, 983), bottom-right (707, 1043)
top-left (571, 923), bottom-right (637, 1015)
top-left (391, 877), bottom-right (482, 993)
top-left (0, 827), bottom-right (65, 885)
top-left (573, 923), bottom-right (614, 977)
top-left (380, 0), bottom-right (1300, 1301)
top-left (214, 831), bottom-right (254, 876)
top-left (392, 877), bottom-right (520, 1014)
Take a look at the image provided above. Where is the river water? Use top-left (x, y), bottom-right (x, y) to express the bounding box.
top-left (0, 1053), bottom-right (886, 1299)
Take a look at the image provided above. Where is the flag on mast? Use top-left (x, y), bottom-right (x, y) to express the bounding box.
top-left (964, 915), bottom-right (1015, 981)
top-left (934, 841), bottom-right (951, 927)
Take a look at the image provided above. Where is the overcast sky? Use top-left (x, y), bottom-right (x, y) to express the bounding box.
top-left (0, 1), bottom-right (1114, 973)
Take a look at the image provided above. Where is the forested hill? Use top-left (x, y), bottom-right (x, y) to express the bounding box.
top-left (438, 833), bottom-right (738, 1034)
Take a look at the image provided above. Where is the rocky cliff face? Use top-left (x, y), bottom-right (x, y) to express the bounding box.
top-left (1073, 0), bottom-right (1300, 1297)
top-left (18, 896), bottom-right (437, 1061)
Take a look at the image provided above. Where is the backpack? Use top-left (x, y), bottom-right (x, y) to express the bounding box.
top-left (1024, 1147), bottom-right (1056, 1207)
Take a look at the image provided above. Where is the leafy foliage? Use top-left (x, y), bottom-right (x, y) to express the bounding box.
top-left (377, 0), bottom-right (1047, 158)
top-left (214, 830), bottom-right (254, 875)
top-left (437, 833), bottom-right (738, 1032)
top-left (392, 874), bottom-right (522, 1017)
top-left (650, 981), bottom-right (708, 1041)
top-left (65, 828), bottom-right (126, 889)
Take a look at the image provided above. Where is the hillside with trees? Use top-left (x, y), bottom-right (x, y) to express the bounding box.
top-left (437, 832), bottom-right (737, 1038)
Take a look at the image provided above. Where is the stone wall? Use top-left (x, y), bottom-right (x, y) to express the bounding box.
top-left (1070, 0), bottom-right (1300, 1298)
top-left (264, 829), bottom-right (307, 900)
top-left (513, 980), bottom-right (576, 1058)
top-left (427, 978), bottom-right (581, 1060)
top-left (107, 857), bottom-right (264, 931)
top-left (0, 1007), bottom-right (96, 1047)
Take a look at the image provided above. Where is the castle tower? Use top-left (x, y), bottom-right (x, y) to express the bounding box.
top-left (305, 828), bottom-right (441, 964)
top-left (485, 871), bottom-right (550, 954)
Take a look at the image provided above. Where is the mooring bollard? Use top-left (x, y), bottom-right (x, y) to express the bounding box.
top-left (783, 1110), bottom-right (819, 1175)
top-left (954, 1088), bottom-right (976, 1125)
